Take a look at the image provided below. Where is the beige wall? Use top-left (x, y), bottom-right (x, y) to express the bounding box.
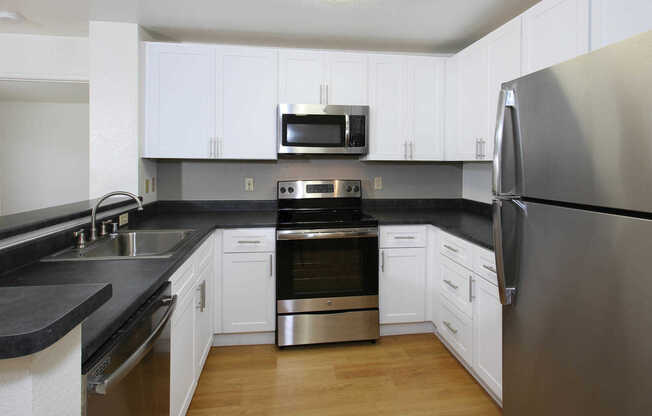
top-left (157, 159), bottom-right (463, 200)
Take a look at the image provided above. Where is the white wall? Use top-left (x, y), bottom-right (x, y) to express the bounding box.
top-left (158, 159), bottom-right (463, 200)
top-left (89, 22), bottom-right (140, 199)
top-left (0, 34), bottom-right (88, 81)
top-left (0, 101), bottom-right (89, 215)
top-left (462, 162), bottom-right (492, 203)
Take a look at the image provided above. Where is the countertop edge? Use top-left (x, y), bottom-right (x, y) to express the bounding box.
top-left (0, 283), bottom-right (112, 360)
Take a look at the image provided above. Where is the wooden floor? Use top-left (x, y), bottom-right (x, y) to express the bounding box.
top-left (187, 333), bottom-right (502, 416)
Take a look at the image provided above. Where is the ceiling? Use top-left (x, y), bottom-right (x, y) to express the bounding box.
top-left (0, 0), bottom-right (540, 53)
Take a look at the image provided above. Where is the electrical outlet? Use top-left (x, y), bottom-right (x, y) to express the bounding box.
top-left (119, 213), bottom-right (129, 226)
top-left (374, 177), bottom-right (383, 190)
top-left (245, 177), bottom-right (254, 192)
top-left (145, 179), bottom-right (150, 194)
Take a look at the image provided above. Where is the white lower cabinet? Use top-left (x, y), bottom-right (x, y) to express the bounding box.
top-left (438, 293), bottom-right (473, 366)
top-left (472, 275), bottom-right (503, 400)
top-left (379, 247), bottom-right (426, 324)
top-left (169, 233), bottom-right (216, 416)
top-left (170, 287), bottom-right (197, 416)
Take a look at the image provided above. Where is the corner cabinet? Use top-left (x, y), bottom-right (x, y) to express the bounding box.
top-left (143, 42), bottom-right (277, 160)
top-left (366, 55), bottom-right (445, 161)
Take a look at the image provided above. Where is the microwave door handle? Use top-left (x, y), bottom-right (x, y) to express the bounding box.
top-left (87, 295), bottom-right (177, 395)
top-left (345, 114), bottom-right (350, 147)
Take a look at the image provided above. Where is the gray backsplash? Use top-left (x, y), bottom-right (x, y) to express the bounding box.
top-left (157, 158), bottom-right (463, 200)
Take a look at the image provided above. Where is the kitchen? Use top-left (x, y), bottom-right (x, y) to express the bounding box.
top-left (0, 0), bottom-right (651, 415)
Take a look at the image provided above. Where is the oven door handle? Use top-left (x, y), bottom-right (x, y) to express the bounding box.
top-left (87, 295), bottom-right (177, 395)
top-left (277, 228), bottom-right (378, 240)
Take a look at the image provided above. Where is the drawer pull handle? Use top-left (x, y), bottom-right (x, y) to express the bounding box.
top-left (443, 279), bottom-right (459, 290)
top-left (482, 264), bottom-right (496, 273)
top-left (443, 321), bottom-right (458, 334)
top-left (238, 240), bottom-right (261, 244)
top-left (443, 244), bottom-right (459, 253)
top-left (394, 236), bottom-right (415, 240)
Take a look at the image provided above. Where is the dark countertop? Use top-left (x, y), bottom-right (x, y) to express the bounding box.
top-left (0, 283), bottom-right (111, 359)
top-left (367, 208), bottom-right (493, 249)
top-left (0, 200), bottom-right (491, 366)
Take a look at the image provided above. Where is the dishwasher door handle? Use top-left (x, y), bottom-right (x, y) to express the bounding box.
top-left (87, 295), bottom-right (177, 395)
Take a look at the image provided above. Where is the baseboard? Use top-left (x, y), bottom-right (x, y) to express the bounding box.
top-left (433, 330), bottom-right (503, 407)
top-left (380, 321), bottom-right (435, 336)
top-left (212, 331), bottom-right (275, 346)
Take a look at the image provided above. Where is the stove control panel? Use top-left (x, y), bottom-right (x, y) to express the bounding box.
top-left (278, 180), bottom-right (362, 199)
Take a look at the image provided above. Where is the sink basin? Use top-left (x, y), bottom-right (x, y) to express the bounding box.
top-left (42, 229), bottom-right (194, 262)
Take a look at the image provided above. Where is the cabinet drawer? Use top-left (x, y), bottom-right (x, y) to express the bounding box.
top-left (380, 225), bottom-right (427, 248)
top-left (438, 294), bottom-right (473, 367)
top-left (169, 260), bottom-right (194, 299)
top-left (439, 255), bottom-right (473, 318)
top-left (191, 233), bottom-right (214, 271)
top-left (439, 231), bottom-right (473, 269)
top-left (474, 246), bottom-right (497, 286)
top-left (223, 228), bottom-right (275, 253)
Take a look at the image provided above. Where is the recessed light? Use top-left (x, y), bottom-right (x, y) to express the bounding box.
top-left (0, 11), bottom-right (26, 22)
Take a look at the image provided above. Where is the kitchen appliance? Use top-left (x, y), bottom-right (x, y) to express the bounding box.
top-left (84, 283), bottom-right (175, 416)
top-left (277, 104), bottom-right (369, 155)
top-left (276, 179), bottom-right (379, 346)
top-left (494, 31), bottom-right (652, 415)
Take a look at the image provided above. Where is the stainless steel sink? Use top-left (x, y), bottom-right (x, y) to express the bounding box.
top-left (42, 229), bottom-right (194, 262)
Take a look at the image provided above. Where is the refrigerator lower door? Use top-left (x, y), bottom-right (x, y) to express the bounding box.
top-left (501, 200), bottom-right (652, 415)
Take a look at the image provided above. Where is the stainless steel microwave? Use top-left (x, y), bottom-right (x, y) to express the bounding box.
top-left (277, 104), bottom-right (369, 155)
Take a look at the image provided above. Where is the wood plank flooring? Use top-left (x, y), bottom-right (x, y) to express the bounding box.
top-left (187, 333), bottom-right (502, 416)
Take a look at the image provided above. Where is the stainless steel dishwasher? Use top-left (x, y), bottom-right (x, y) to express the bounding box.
top-left (84, 282), bottom-right (176, 416)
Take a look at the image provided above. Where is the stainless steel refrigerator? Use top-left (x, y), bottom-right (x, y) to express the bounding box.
top-left (493, 31), bottom-right (652, 415)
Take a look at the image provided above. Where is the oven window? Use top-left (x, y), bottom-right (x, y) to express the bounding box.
top-left (276, 237), bottom-right (378, 299)
top-left (282, 114), bottom-right (346, 147)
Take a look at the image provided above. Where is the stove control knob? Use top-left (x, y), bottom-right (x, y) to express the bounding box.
top-left (346, 185), bottom-right (353, 192)
top-left (288, 187), bottom-right (295, 194)
top-left (280, 187), bottom-right (286, 194)
top-left (353, 185), bottom-right (360, 192)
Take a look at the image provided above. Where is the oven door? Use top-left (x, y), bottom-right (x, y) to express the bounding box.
top-left (276, 228), bottom-right (379, 302)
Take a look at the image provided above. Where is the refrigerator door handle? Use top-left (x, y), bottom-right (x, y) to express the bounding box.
top-left (493, 198), bottom-right (516, 305)
top-left (492, 88), bottom-right (515, 196)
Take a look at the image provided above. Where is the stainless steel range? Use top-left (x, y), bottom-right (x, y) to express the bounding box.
top-left (275, 179), bottom-right (379, 347)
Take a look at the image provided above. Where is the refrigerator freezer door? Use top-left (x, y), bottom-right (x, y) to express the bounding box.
top-left (502, 199), bottom-right (652, 415)
top-left (500, 31), bottom-right (652, 212)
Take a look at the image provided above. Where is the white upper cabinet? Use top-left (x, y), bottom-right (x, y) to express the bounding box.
top-left (144, 43), bottom-right (215, 158)
top-left (279, 49), bottom-right (368, 105)
top-left (486, 16), bottom-right (523, 156)
top-left (406, 56), bottom-right (445, 160)
top-left (367, 54), bottom-right (408, 160)
top-left (278, 49), bottom-right (326, 104)
top-left (216, 46), bottom-right (278, 160)
top-left (590, 0), bottom-right (652, 51)
top-left (448, 39), bottom-right (489, 161)
top-left (325, 52), bottom-right (368, 105)
top-left (522, 0), bottom-right (590, 74)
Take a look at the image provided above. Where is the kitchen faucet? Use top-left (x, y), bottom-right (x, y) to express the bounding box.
top-left (90, 191), bottom-right (143, 241)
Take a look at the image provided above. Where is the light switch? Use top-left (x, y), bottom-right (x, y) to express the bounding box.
top-left (245, 177), bottom-right (254, 192)
top-left (374, 177), bottom-right (383, 190)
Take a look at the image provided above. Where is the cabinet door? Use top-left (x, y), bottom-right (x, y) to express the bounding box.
top-left (278, 49), bottom-right (326, 104)
top-left (325, 52), bottom-right (368, 105)
top-left (222, 252), bottom-right (275, 332)
top-left (170, 292), bottom-right (196, 416)
top-left (216, 46), bottom-right (277, 160)
top-left (472, 276), bottom-right (503, 400)
top-left (455, 40), bottom-right (489, 161)
top-left (367, 54), bottom-right (408, 160)
top-left (194, 260), bottom-right (213, 376)
top-left (590, 0), bottom-right (652, 51)
top-left (522, 0), bottom-right (590, 74)
top-left (144, 43), bottom-right (215, 158)
top-left (406, 56), bottom-right (444, 160)
top-left (486, 16), bottom-right (522, 158)
top-left (379, 248), bottom-right (426, 324)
